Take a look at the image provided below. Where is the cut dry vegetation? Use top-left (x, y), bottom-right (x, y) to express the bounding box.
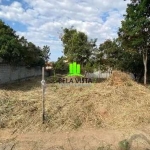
top-left (0, 71), bottom-right (150, 132)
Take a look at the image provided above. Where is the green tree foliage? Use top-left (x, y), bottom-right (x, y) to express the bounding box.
top-left (54, 56), bottom-right (68, 74)
top-left (118, 0), bottom-right (150, 84)
top-left (42, 45), bottom-right (51, 63)
top-left (95, 39), bottom-right (122, 71)
top-left (118, 48), bottom-right (143, 78)
top-left (95, 38), bottom-right (143, 81)
top-left (24, 42), bottom-right (45, 67)
top-left (61, 27), bottom-right (97, 67)
top-left (0, 20), bottom-right (46, 67)
top-left (0, 20), bottom-right (22, 64)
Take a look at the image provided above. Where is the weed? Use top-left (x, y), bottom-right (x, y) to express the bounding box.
top-left (118, 139), bottom-right (130, 150)
top-left (97, 144), bottom-right (112, 150)
top-left (73, 117), bottom-right (82, 129)
top-left (97, 146), bottom-right (105, 150)
top-left (96, 119), bottom-right (102, 128)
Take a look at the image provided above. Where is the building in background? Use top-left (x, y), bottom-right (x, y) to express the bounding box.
top-left (45, 62), bottom-right (53, 76)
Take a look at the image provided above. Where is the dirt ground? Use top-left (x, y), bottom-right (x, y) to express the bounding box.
top-left (1, 127), bottom-right (150, 150)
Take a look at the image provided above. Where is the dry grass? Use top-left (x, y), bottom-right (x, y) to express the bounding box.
top-left (0, 71), bottom-right (150, 132)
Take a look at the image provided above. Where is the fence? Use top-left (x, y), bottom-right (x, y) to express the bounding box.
top-left (0, 64), bottom-right (43, 84)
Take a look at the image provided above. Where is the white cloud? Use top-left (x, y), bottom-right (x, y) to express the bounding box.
top-left (0, 0), bottom-right (130, 61)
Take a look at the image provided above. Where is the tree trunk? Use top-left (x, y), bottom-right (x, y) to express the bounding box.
top-left (143, 49), bottom-right (147, 85)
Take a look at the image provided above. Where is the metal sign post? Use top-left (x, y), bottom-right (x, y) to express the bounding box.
top-left (41, 67), bottom-right (46, 124)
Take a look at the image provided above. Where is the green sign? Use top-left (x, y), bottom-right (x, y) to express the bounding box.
top-left (68, 62), bottom-right (83, 76)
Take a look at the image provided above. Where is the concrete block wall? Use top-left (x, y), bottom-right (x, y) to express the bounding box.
top-left (0, 64), bottom-right (42, 84)
top-left (86, 71), bottom-right (112, 78)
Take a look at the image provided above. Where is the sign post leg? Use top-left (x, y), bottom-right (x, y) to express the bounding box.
top-left (41, 67), bottom-right (45, 124)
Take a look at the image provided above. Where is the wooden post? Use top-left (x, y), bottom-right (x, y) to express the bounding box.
top-left (41, 67), bottom-right (45, 124)
top-left (42, 67), bottom-right (44, 80)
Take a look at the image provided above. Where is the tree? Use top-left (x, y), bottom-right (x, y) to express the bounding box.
top-left (23, 42), bottom-right (44, 67)
top-left (42, 45), bottom-right (51, 63)
top-left (118, 0), bottom-right (150, 85)
top-left (0, 20), bottom-right (22, 64)
top-left (61, 27), bottom-right (97, 67)
top-left (95, 38), bottom-right (143, 81)
top-left (0, 19), bottom-right (45, 67)
top-left (54, 56), bottom-right (68, 74)
top-left (95, 39), bottom-right (122, 71)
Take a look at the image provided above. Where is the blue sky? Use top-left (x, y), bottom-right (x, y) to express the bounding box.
top-left (0, 0), bottom-right (130, 61)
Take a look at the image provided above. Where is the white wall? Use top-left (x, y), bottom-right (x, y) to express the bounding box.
top-left (0, 64), bottom-right (42, 84)
top-left (85, 70), bottom-right (112, 78)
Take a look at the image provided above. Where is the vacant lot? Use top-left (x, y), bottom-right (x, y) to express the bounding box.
top-left (0, 71), bottom-right (150, 149)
